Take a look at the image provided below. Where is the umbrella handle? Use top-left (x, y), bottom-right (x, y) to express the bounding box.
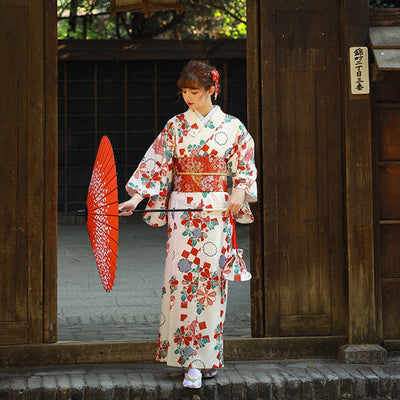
top-left (128, 208), bottom-right (227, 213)
top-left (76, 208), bottom-right (228, 217)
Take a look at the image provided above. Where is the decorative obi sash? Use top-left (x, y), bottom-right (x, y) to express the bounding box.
top-left (173, 156), bottom-right (228, 192)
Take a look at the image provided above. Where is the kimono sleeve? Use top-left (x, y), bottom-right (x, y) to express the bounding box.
top-left (227, 122), bottom-right (257, 203)
top-left (125, 118), bottom-right (175, 213)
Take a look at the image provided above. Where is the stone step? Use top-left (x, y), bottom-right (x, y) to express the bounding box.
top-left (1, 358), bottom-right (400, 399)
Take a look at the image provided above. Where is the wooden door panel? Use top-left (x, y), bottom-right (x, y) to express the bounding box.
top-left (0, 0), bottom-right (56, 345)
top-left (280, 315), bottom-right (332, 336)
top-left (382, 282), bottom-right (400, 340)
top-left (379, 166), bottom-right (400, 219)
top-left (0, 323), bottom-right (28, 345)
top-left (380, 225), bottom-right (400, 278)
top-left (261, 0), bottom-right (346, 336)
top-left (374, 87), bottom-right (400, 341)
top-left (0, 4), bottom-right (29, 324)
top-left (378, 108), bottom-right (400, 160)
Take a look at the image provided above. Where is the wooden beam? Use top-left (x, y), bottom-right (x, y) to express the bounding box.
top-left (342, 0), bottom-right (376, 344)
top-left (1, 0), bottom-right (28, 5)
top-left (370, 8), bottom-right (400, 27)
top-left (384, 340), bottom-right (400, 351)
top-left (246, 0), bottom-right (265, 338)
top-left (43, 0), bottom-right (58, 343)
top-left (58, 39), bottom-right (246, 61)
top-left (280, 315), bottom-right (332, 337)
top-left (0, 336), bottom-right (347, 367)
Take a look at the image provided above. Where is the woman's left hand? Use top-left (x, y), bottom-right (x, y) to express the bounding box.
top-left (225, 187), bottom-right (245, 216)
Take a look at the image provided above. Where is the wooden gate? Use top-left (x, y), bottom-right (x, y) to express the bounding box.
top-left (0, 0), bottom-right (57, 345)
top-left (248, 0), bottom-right (348, 337)
top-left (370, 25), bottom-right (400, 346)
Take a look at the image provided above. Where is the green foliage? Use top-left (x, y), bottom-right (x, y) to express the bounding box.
top-left (57, 0), bottom-right (247, 40)
top-left (369, 0), bottom-right (399, 7)
top-left (175, 0), bottom-right (246, 40)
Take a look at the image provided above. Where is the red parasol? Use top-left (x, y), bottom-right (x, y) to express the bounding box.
top-left (86, 136), bottom-right (119, 292)
top-left (82, 135), bottom-right (226, 292)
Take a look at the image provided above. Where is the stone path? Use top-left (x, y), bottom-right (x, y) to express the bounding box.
top-left (2, 357), bottom-right (400, 399)
top-left (58, 223), bottom-right (251, 341)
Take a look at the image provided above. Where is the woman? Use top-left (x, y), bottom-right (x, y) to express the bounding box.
top-left (118, 60), bottom-right (257, 389)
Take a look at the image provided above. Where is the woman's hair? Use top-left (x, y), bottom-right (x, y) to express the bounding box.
top-left (177, 60), bottom-right (221, 98)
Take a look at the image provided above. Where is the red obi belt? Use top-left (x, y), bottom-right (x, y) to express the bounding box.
top-left (173, 156), bottom-right (228, 192)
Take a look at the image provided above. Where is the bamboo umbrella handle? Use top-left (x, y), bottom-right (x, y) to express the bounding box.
top-left (76, 208), bottom-right (228, 217)
top-left (129, 208), bottom-right (227, 213)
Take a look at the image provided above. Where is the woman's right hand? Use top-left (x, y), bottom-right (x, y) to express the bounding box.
top-left (118, 193), bottom-right (143, 216)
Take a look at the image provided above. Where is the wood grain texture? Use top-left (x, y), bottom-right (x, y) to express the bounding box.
top-left (371, 79), bottom-right (384, 344)
top-left (0, 336), bottom-right (347, 367)
top-left (384, 340), bottom-right (400, 351)
top-left (0, 5), bottom-right (18, 323)
top-left (371, 70), bottom-right (400, 342)
top-left (280, 315), bottom-right (332, 336)
top-left (382, 282), bottom-right (400, 339)
top-left (58, 39), bottom-right (246, 61)
top-left (372, 71), bottom-right (400, 102)
top-left (0, 323), bottom-right (28, 345)
top-left (379, 225), bottom-right (400, 279)
top-left (14, 8), bottom-right (29, 324)
top-left (372, 38), bottom-right (400, 342)
top-left (378, 107), bottom-right (400, 160)
top-left (342, 0), bottom-right (376, 344)
top-left (379, 166), bottom-right (400, 219)
top-left (27, 0), bottom-right (44, 344)
top-left (260, 1), bottom-right (280, 337)
top-left (43, 0), bottom-right (58, 343)
top-left (370, 8), bottom-right (400, 27)
top-left (2, 0), bottom-right (28, 5)
top-left (325, 6), bottom-right (348, 336)
top-left (260, 0), bottom-right (345, 337)
top-left (0, 4), bottom-right (29, 334)
top-left (246, 0), bottom-right (265, 338)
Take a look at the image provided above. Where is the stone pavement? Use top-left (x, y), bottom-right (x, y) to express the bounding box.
top-left (2, 356), bottom-right (400, 399)
top-left (58, 223), bottom-right (251, 342)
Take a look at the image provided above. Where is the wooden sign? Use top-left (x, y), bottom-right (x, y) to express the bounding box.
top-left (349, 46), bottom-right (370, 95)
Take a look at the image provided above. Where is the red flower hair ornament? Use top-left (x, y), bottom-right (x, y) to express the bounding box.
top-left (211, 69), bottom-right (220, 100)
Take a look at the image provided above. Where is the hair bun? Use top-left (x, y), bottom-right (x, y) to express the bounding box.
top-left (177, 59), bottom-right (221, 102)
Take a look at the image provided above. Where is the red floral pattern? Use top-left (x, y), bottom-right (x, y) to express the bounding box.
top-left (173, 156), bottom-right (228, 192)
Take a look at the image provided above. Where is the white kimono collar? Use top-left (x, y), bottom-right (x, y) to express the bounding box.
top-left (194, 105), bottom-right (220, 126)
top-left (184, 105), bottom-right (226, 130)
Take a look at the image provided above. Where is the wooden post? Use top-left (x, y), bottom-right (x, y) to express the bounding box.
top-left (43, 0), bottom-right (58, 343)
top-left (342, 0), bottom-right (377, 344)
top-left (27, 0), bottom-right (45, 344)
top-left (246, 0), bottom-right (265, 337)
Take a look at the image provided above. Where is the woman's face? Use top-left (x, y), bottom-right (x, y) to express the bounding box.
top-left (181, 86), bottom-right (214, 110)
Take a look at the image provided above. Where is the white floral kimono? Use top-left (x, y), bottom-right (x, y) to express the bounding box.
top-left (126, 105), bottom-right (257, 369)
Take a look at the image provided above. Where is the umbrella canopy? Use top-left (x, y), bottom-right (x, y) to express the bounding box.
top-left (86, 136), bottom-right (119, 292)
top-left (84, 135), bottom-right (227, 292)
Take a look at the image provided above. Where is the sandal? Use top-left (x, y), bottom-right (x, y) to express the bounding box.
top-left (202, 369), bottom-right (217, 379)
top-left (183, 368), bottom-right (202, 389)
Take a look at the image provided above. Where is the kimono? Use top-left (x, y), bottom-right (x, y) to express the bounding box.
top-left (126, 105), bottom-right (257, 369)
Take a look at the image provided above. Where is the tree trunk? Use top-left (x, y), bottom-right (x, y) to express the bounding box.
top-left (68, 0), bottom-right (78, 38)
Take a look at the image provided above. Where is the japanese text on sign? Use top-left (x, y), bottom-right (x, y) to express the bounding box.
top-left (349, 46), bottom-right (370, 95)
